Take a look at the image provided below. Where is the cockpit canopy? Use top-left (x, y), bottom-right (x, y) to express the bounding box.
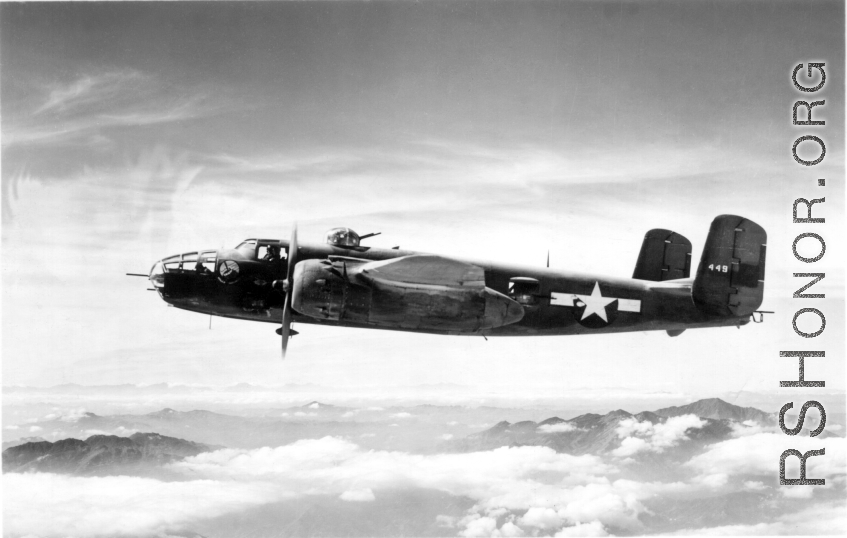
top-left (325, 227), bottom-right (360, 248)
top-left (149, 250), bottom-right (217, 288)
top-left (234, 239), bottom-right (284, 261)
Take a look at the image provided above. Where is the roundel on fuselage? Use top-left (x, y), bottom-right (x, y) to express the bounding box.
top-left (570, 282), bottom-right (619, 329)
top-left (573, 298), bottom-right (619, 329)
top-left (219, 260), bottom-right (240, 283)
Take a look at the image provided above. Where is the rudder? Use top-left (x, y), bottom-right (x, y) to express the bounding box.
top-left (632, 229), bottom-right (692, 281)
top-left (692, 215), bottom-right (767, 317)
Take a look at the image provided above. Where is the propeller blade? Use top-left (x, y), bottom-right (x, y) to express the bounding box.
top-left (281, 225), bottom-right (298, 359)
top-left (281, 302), bottom-right (292, 358)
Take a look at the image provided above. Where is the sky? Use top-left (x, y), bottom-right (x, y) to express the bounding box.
top-left (2, 1), bottom-right (845, 402)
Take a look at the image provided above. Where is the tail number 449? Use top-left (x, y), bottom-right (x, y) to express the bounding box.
top-left (708, 264), bottom-right (729, 272)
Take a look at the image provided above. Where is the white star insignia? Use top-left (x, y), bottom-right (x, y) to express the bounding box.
top-left (572, 282), bottom-right (617, 322)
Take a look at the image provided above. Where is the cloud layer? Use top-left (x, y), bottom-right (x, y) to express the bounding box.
top-left (613, 414), bottom-right (706, 457)
top-left (171, 438), bottom-right (672, 535)
top-left (3, 473), bottom-right (284, 537)
top-left (4, 424), bottom-right (846, 537)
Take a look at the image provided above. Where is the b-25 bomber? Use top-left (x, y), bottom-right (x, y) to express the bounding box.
top-left (135, 214), bottom-right (768, 357)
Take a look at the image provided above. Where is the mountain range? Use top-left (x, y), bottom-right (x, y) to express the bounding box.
top-left (3, 432), bottom-right (216, 475)
top-left (4, 397), bottom-right (836, 477)
top-left (445, 408), bottom-right (734, 459)
top-left (654, 397), bottom-right (774, 423)
top-left (442, 397), bottom-right (835, 462)
top-left (2, 436), bottom-right (47, 451)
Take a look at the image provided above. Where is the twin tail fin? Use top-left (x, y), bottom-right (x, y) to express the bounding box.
top-left (691, 215), bottom-right (767, 317)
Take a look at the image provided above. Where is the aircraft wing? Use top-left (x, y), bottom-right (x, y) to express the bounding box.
top-left (356, 255), bottom-right (485, 289)
top-left (293, 254), bottom-right (521, 331)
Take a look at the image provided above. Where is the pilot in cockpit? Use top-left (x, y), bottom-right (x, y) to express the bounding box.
top-left (263, 245), bottom-right (280, 262)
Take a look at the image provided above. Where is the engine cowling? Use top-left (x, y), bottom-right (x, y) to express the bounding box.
top-left (291, 259), bottom-right (366, 321)
top-left (291, 258), bottom-right (524, 332)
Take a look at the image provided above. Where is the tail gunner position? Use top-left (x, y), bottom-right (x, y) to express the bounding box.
top-left (135, 215), bottom-right (770, 357)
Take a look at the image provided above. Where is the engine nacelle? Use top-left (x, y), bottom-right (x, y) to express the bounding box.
top-left (291, 259), bottom-right (369, 322)
top-left (292, 258), bottom-right (524, 333)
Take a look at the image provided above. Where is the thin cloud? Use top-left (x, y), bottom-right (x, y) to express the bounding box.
top-left (34, 71), bottom-right (148, 115)
top-left (5, 98), bottom-right (217, 148)
top-left (537, 422), bottom-right (581, 434)
top-left (199, 137), bottom-right (761, 192)
top-left (339, 488), bottom-right (375, 502)
top-left (5, 71), bottom-right (227, 149)
top-left (98, 94), bottom-right (215, 126)
top-left (58, 408), bottom-right (91, 422)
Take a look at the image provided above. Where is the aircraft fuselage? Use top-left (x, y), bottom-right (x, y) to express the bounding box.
top-left (153, 239), bottom-right (749, 337)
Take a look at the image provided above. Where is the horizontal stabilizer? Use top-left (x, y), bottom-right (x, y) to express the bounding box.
top-left (632, 229), bottom-right (692, 282)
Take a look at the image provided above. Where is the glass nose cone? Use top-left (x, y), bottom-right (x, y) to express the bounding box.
top-left (149, 261), bottom-right (165, 288)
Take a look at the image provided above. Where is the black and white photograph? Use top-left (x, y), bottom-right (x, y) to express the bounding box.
top-left (2, 1), bottom-right (845, 536)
